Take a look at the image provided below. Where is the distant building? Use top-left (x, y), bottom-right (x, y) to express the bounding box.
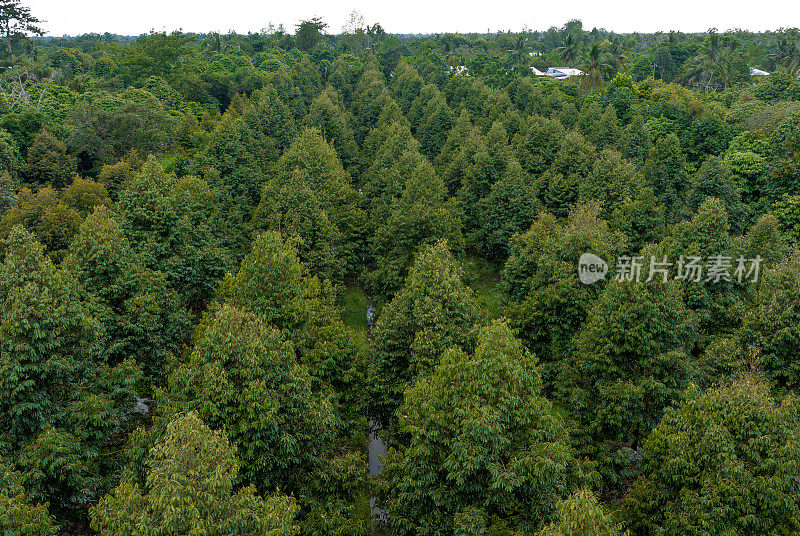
top-left (531, 66), bottom-right (546, 76)
top-left (544, 67), bottom-right (584, 79)
top-left (750, 67), bottom-right (770, 77)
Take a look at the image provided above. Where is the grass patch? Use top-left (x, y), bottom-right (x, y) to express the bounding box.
top-left (342, 280), bottom-right (369, 331)
top-left (462, 255), bottom-right (505, 320)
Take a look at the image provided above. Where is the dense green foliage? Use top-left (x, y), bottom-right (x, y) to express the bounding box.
top-left (369, 239), bottom-right (480, 434)
top-left (539, 488), bottom-right (628, 536)
top-left (89, 412), bottom-right (299, 535)
top-left (379, 320), bottom-right (583, 535)
top-left (0, 463), bottom-right (58, 536)
top-left (1, 8), bottom-right (800, 535)
top-left (623, 379), bottom-right (800, 535)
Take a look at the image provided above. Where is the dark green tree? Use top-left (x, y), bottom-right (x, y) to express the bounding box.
top-left (476, 159), bottom-right (540, 259)
top-left (68, 89), bottom-right (174, 173)
top-left (609, 187), bottom-right (666, 252)
top-left (162, 305), bottom-right (337, 492)
top-left (737, 255), bottom-right (800, 391)
top-left (253, 128), bottom-right (366, 281)
top-left (457, 121), bottom-right (520, 226)
top-left (594, 105), bottom-right (621, 148)
top-left (435, 109), bottom-right (473, 177)
top-left (162, 304), bottom-right (367, 535)
top-left (0, 0), bottom-right (43, 63)
top-left (579, 148), bottom-right (643, 217)
top-left (21, 130), bottom-right (77, 188)
top-left (619, 115), bottom-right (651, 168)
top-left (64, 206), bottom-right (188, 384)
top-left (415, 92), bottom-right (455, 159)
top-left (222, 231), bottom-right (366, 433)
top-left (623, 378), bottom-right (800, 536)
top-left (0, 128), bottom-right (21, 175)
top-left (503, 203), bottom-right (626, 388)
top-left (379, 320), bottom-right (583, 536)
top-left (567, 279), bottom-right (698, 489)
top-left (367, 160), bottom-right (464, 300)
top-left (295, 17), bottom-right (327, 52)
top-left (189, 112), bottom-right (275, 204)
top-left (0, 225), bottom-right (140, 519)
top-left (303, 86), bottom-right (359, 171)
top-left (0, 170), bottom-right (17, 214)
top-left (119, 157), bottom-right (233, 309)
top-left (512, 115), bottom-right (567, 176)
top-left (391, 59), bottom-right (424, 114)
top-left (351, 65), bottom-right (394, 142)
top-left (538, 488), bottom-right (628, 536)
top-left (0, 463), bottom-right (58, 536)
top-left (643, 133), bottom-right (689, 223)
top-left (687, 155), bottom-right (747, 233)
top-left (369, 239), bottom-right (480, 432)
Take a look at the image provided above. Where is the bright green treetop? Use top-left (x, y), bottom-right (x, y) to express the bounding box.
top-left (539, 488), bottom-right (628, 536)
top-left (369, 239), bottom-right (480, 430)
top-left (90, 411), bottom-right (298, 536)
top-left (0, 463), bottom-right (58, 536)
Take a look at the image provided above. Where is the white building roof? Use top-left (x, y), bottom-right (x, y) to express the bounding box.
top-left (547, 67), bottom-right (583, 77)
top-left (542, 67), bottom-right (584, 79)
top-left (750, 67), bottom-right (770, 76)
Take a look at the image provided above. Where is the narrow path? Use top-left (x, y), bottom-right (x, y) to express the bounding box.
top-left (365, 301), bottom-right (388, 522)
top-left (368, 421), bottom-right (387, 477)
top-left (368, 420), bottom-right (388, 522)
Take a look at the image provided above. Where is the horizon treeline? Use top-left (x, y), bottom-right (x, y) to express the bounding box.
top-left (2, 9), bottom-right (800, 536)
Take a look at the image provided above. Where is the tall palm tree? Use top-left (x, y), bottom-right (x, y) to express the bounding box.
top-left (681, 29), bottom-right (723, 90)
top-left (582, 43), bottom-right (607, 91)
top-left (506, 32), bottom-right (531, 72)
top-left (608, 39), bottom-right (629, 73)
top-left (556, 34), bottom-right (578, 67)
top-left (770, 38), bottom-right (800, 70)
top-left (701, 29), bottom-right (721, 66)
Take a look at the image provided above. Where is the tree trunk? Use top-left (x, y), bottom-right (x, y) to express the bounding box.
top-left (4, 22), bottom-right (12, 64)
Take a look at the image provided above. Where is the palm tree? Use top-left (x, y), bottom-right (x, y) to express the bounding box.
top-left (608, 39), bottom-right (629, 73)
top-left (582, 43), bottom-right (608, 92)
top-left (556, 34), bottom-right (578, 67)
top-left (506, 32), bottom-right (531, 72)
top-left (701, 29), bottom-right (722, 66)
top-left (680, 29), bottom-right (724, 90)
top-left (770, 38), bottom-right (800, 70)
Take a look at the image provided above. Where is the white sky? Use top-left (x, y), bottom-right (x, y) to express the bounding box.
top-left (27, 0), bottom-right (800, 37)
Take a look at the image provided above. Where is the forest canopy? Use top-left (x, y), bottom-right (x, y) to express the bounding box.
top-left (2, 2), bottom-right (800, 535)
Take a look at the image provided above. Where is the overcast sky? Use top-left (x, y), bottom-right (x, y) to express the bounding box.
top-left (27, 0), bottom-right (800, 37)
